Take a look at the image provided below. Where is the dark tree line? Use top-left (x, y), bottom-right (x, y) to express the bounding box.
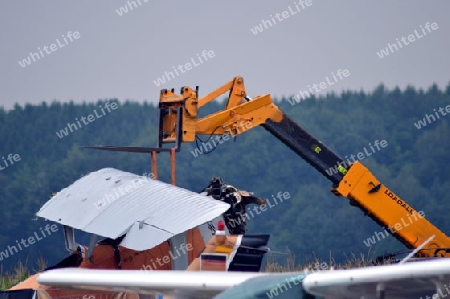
top-left (0, 83), bottom-right (449, 270)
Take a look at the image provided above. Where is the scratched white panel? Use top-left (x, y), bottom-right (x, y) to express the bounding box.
top-left (37, 168), bottom-right (230, 250)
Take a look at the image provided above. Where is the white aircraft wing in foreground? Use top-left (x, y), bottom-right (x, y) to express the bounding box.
top-left (303, 258), bottom-right (450, 299)
top-left (38, 259), bottom-right (450, 299)
top-left (37, 269), bottom-right (263, 298)
top-left (37, 268), bottom-right (306, 299)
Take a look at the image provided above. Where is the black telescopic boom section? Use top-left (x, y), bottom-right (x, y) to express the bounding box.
top-left (262, 113), bottom-right (347, 185)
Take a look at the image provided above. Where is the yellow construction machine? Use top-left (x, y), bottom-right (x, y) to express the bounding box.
top-left (90, 76), bottom-right (450, 258)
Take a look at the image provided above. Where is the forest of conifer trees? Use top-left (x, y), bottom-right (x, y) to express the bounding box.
top-left (0, 83), bottom-right (449, 271)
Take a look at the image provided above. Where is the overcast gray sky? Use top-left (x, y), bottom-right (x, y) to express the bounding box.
top-left (1, 1), bottom-right (449, 110)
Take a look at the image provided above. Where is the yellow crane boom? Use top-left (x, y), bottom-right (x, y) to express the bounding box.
top-left (156, 76), bottom-right (450, 257)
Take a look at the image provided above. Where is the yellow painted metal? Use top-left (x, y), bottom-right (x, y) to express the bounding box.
top-left (334, 162), bottom-right (450, 257)
top-left (158, 76), bottom-right (282, 142)
top-left (196, 95), bottom-right (282, 136)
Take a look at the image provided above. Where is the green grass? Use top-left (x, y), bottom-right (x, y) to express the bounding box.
top-left (264, 249), bottom-right (395, 272)
top-left (0, 258), bottom-right (47, 291)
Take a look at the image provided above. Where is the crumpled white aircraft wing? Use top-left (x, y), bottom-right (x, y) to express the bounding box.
top-left (36, 168), bottom-right (230, 251)
top-left (303, 258), bottom-right (450, 299)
